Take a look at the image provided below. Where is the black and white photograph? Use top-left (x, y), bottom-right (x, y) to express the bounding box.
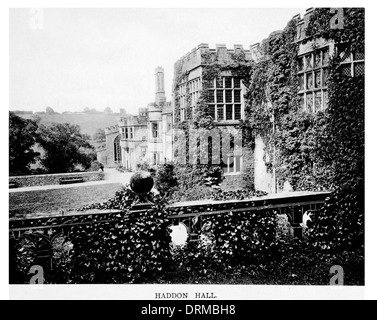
top-left (3, 2), bottom-right (375, 302)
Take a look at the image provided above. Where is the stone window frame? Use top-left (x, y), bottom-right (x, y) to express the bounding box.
top-left (151, 122), bottom-right (159, 139)
top-left (178, 83), bottom-right (187, 122)
top-left (223, 155), bottom-right (243, 175)
top-left (207, 77), bottom-right (243, 121)
top-left (113, 135), bottom-right (122, 163)
top-left (297, 46), bottom-right (330, 113)
top-left (222, 131), bottom-right (243, 176)
top-left (336, 44), bottom-right (365, 78)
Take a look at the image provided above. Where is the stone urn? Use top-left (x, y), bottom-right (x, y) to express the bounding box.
top-left (129, 171), bottom-right (154, 210)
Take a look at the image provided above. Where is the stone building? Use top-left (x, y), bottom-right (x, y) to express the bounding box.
top-left (97, 8), bottom-right (364, 193)
top-left (294, 8), bottom-right (364, 112)
top-left (97, 67), bottom-right (173, 170)
top-left (172, 43), bottom-right (273, 192)
top-left (99, 125), bottom-right (122, 168)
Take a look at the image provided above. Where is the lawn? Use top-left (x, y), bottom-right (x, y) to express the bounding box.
top-left (9, 183), bottom-right (123, 218)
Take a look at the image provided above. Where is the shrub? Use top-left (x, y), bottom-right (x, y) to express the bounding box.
top-left (71, 187), bottom-right (172, 283)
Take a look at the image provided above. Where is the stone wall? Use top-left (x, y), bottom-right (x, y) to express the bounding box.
top-left (105, 125), bottom-right (120, 167)
top-left (9, 171), bottom-right (104, 188)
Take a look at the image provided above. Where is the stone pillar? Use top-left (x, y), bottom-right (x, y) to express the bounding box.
top-left (155, 66), bottom-right (166, 105)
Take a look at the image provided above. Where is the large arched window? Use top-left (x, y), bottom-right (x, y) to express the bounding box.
top-left (114, 135), bottom-right (122, 163)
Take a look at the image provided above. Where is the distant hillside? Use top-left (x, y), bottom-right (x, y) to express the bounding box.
top-left (15, 113), bottom-right (120, 137)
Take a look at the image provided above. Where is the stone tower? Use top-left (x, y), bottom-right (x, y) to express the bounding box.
top-left (155, 66), bottom-right (166, 105)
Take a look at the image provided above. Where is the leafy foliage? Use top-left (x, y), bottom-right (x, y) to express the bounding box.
top-left (9, 112), bottom-right (40, 175)
top-left (36, 122), bottom-right (95, 173)
top-left (70, 205), bottom-right (171, 283)
top-left (93, 128), bottom-right (106, 141)
top-left (308, 63), bottom-right (364, 251)
top-left (244, 9), bottom-right (364, 252)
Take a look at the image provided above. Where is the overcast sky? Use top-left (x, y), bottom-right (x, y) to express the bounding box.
top-left (10, 8), bottom-right (306, 114)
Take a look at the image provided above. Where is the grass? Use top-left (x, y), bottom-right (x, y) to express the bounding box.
top-left (9, 183), bottom-right (123, 218)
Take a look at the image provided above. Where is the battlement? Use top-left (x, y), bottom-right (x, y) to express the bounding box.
top-left (294, 8), bottom-right (316, 42)
top-left (119, 111), bottom-right (148, 127)
top-left (174, 43), bottom-right (262, 74)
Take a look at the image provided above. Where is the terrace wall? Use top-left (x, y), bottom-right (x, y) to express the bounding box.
top-left (9, 171), bottom-right (104, 188)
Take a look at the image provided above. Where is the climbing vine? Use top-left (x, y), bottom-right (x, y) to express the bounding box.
top-left (244, 8), bottom-right (364, 251)
top-left (173, 47), bottom-right (254, 189)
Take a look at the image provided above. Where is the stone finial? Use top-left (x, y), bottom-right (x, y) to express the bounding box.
top-left (130, 171), bottom-right (154, 195)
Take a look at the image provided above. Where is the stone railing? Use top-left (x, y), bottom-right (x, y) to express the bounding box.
top-left (9, 170), bottom-right (331, 283)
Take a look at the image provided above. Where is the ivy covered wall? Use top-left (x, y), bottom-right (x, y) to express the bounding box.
top-left (245, 7), bottom-right (364, 251)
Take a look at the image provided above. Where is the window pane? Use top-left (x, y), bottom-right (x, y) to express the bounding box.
top-left (208, 105), bottom-right (215, 118)
top-left (217, 105), bottom-right (224, 121)
top-left (339, 46), bottom-right (351, 62)
top-left (225, 77), bottom-right (232, 88)
top-left (322, 68), bottom-right (329, 86)
top-left (323, 91), bottom-right (328, 109)
top-left (314, 71), bottom-right (321, 88)
top-left (354, 50), bottom-right (365, 61)
top-left (235, 104), bottom-right (241, 120)
top-left (307, 93), bottom-right (313, 112)
top-left (297, 57), bottom-right (304, 72)
top-left (355, 63), bottom-right (365, 77)
top-left (234, 78), bottom-right (241, 88)
top-left (226, 105), bottom-right (233, 120)
top-left (234, 90), bottom-right (241, 103)
top-left (306, 73), bottom-right (313, 90)
top-left (322, 48), bottom-right (329, 66)
top-left (315, 91), bottom-right (322, 112)
top-left (225, 90), bottom-right (233, 103)
top-left (216, 78), bottom-right (223, 88)
top-left (305, 54), bottom-right (312, 70)
top-left (341, 65), bottom-right (352, 77)
top-left (228, 156), bottom-right (234, 172)
top-left (216, 90), bottom-right (224, 103)
top-left (235, 156), bottom-right (241, 172)
top-left (298, 74), bottom-right (305, 91)
top-left (208, 90), bottom-right (215, 103)
top-left (314, 52), bottom-right (321, 68)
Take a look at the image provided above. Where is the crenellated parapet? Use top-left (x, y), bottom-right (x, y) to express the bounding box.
top-left (174, 43), bottom-right (262, 75)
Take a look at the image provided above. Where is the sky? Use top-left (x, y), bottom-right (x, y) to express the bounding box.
top-left (9, 8), bottom-right (307, 114)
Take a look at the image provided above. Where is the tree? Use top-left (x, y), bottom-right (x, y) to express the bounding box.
top-left (46, 106), bottom-right (55, 114)
top-left (104, 107), bottom-right (113, 114)
top-left (9, 112), bottom-right (40, 175)
top-left (37, 123), bottom-right (95, 173)
top-left (93, 128), bottom-right (106, 141)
